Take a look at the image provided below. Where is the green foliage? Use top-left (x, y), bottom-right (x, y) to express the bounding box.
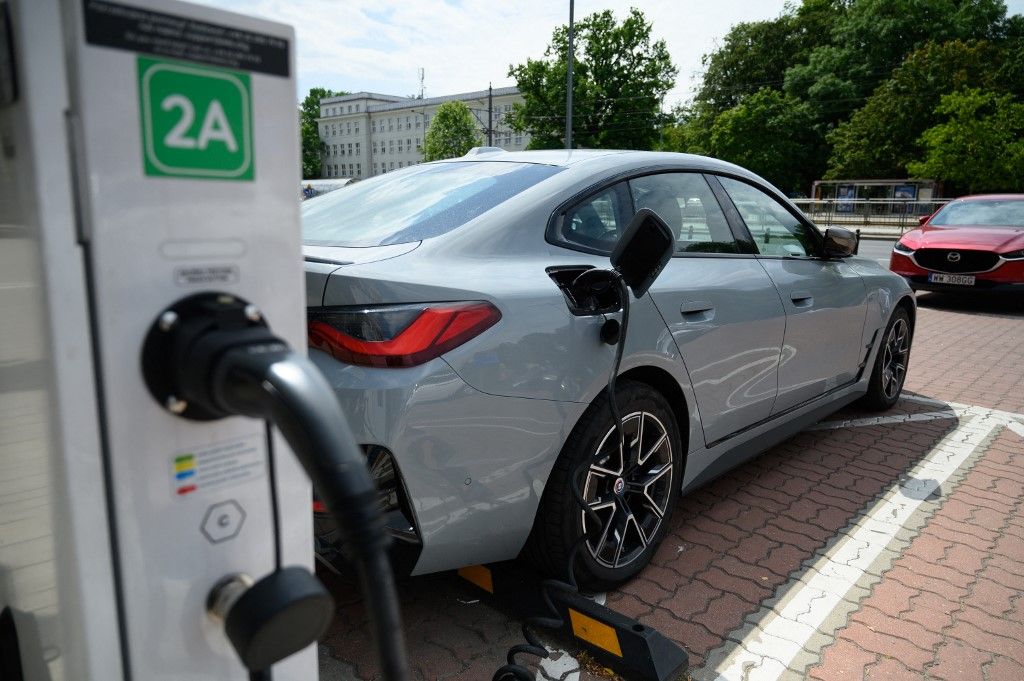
top-left (696, 0), bottom-right (845, 117)
top-left (785, 0), bottom-right (1006, 122)
top-left (907, 88), bottom-right (1024, 193)
top-left (706, 89), bottom-right (821, 193)
top-left (825, 40), bottom-right (1002, 179)
top-left (300, 87), bottom-right (346, 179)
top-left (508, 8), bottom-right (676, 150)
top-left (422, 101), bottom-right (481, 161)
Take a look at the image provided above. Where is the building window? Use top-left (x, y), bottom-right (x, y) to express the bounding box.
top-left (416, 138), bottom-right (422, 150)
top-left (505, 135), bottom-right (511, 146)
top-left (347, 105), bottom-right (352, 113)
top-left (373, 163), bottom-right (378, 173)
top-left (355, 143), bottom-right (360, 154)
top-left (389, 162), bottom-right (395, 170)
top-left (355, 126), bottom-right (360, 134)
top-left (416, 120), bottom-right (421, 129)
top-left (357, 164), bottom-right (362, 176)
top-left (505, 104), bottom-right (511, 112)
top-left (515, 135), bottom-right (522, 146)
top-left (356, 104), bottom-right (360, 113)
top-left (398, 162), bottom-right (403, 168)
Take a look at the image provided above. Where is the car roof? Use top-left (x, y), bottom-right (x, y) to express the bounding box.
top-left (437, 148), bottom-right (760, 176)
top-left (954, 194), bottom-right (1024, 202)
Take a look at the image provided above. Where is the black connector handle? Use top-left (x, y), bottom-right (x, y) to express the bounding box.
top-left (141, 293), bottom-right (408, 680)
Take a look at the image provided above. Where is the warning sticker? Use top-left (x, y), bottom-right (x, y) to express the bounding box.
top-left (83, 0), bottom-right (290, 77)
top-left (171, 434), bottom-right (265, 499)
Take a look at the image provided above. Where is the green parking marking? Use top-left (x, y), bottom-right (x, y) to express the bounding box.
top-left (137, 56), bottom-right (253, 180)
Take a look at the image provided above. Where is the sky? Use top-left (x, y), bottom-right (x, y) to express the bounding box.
top-left (195, 0), bottom-right (1024, 108)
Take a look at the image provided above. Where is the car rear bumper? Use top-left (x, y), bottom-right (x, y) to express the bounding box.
top-left (309, 348), bottom-right (585, 575)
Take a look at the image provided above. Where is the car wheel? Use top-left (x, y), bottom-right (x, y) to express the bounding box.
top-left (525, 380), bottom-right (683, 591)
top-left (859, 307), bottom-right (912, 411)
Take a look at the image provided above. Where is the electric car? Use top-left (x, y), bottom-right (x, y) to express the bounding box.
top-left (890, 194), bottom-right (1024, 293)
top-left (304, 150), bottom-right (915, 588)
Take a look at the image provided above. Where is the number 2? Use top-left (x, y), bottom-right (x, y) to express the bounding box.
top-left (162, 94), bottom-right (196, 149)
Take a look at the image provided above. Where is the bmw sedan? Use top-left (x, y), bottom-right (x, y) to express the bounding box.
top-left (890, 194), bottom-right (1024, 293)
top-left (304, 150), bottom-right (915, 588)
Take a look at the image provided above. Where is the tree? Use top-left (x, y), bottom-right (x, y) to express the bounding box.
top-left (299, 87), bottom-right (346, 179)
top-left (706, 89), bottom-right (821, 193)
top-left (695, 0), bottom-right (845, 117)
top-left (825, 40), bottom-right (1002, 179)
top-left (907, 88), bottom-right (1024, 193)
top-left (784, 0), bottom-right (1006, 124)
top-left (508, 8), bottom-right (676, 150)
top-left (422, 101), bottom-right (481, 161)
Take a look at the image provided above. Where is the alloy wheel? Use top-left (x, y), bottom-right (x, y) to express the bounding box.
top-left (881, 318), bottom-right (910, 400)
top-left (581, 411), bottom-right (674, 570)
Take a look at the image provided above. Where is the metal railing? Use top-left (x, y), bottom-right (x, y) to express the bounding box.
top-left (791, 198), bottom-right (951, 234)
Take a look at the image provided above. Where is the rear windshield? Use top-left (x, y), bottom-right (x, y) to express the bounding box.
top-left (302, 161), bottom-right (563, 247)
top-left (931, 199), bottom-right (1024, 227)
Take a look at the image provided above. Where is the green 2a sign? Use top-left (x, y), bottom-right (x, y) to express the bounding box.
top-left (137, 56), bottom-right (254, 180)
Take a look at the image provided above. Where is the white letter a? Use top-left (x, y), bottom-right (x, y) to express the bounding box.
top-left (197, 100), bottom-right (238, 152)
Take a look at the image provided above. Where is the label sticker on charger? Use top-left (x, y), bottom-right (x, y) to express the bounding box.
top-left (138, 56), bottom-right (254, 180)
top-left (171, 434), bottom-right (265, 499)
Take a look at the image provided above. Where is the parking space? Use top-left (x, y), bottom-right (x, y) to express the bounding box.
top-left (319, 292), bottom-right (1024, 681)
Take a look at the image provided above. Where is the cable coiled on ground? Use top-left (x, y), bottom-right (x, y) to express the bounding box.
top-left (493, 273), bottom-right (630, 681)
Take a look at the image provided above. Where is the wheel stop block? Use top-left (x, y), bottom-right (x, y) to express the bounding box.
top-left (458, 562), bottom-right (689, 681)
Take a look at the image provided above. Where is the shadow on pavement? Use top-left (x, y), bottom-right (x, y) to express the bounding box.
top-left (915, 291), bottom-right (1024, 318)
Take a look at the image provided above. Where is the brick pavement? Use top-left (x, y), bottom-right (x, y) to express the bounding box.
top-left (319, 292), bottom-right (1024, 680)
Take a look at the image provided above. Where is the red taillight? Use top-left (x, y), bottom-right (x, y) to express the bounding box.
top-left (308, 301), bottom-right (501, 368)
top-left (312, 500), bottom-right (328, 513)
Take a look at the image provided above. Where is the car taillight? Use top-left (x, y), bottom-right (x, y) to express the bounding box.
top-left (307, 301), bottom-right (501, 367)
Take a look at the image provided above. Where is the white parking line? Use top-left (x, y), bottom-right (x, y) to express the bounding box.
top-left (710, 404), bottom-right (1019, 680)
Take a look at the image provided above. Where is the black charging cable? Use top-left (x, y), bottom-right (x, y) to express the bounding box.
top-left (493, 271), bottom-right (630, 681)
top-left (142, 294), bottom-right (408, 681)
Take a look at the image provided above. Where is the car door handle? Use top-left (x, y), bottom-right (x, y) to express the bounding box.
top-left (680, 300), bottom-right (715, 321)
top-left (790, 290), bottom-right (814, 306)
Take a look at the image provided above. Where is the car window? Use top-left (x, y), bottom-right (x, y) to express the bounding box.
top-left (302, 161), bottom-right (563, 247)
top-left (930, 199), bottom-right (1024, 227)
top-left (558, 185), bottom-right (627, 252)
top-left (718, 177), bottom-right (818, 257)
top-left (630, 173), bottom-right (738, 254)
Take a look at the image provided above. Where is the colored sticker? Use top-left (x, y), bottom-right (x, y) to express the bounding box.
top-left (137, 56), bottom-right (253, 180)
top-left (170, 434), bottom-right (264, 498)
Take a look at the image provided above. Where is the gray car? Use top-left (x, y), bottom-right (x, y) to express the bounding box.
top-left (303, 150), bottom-right (915, 588)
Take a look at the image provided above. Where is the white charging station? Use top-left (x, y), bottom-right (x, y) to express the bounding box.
top-left (0, 1), bottom-right (320, 678)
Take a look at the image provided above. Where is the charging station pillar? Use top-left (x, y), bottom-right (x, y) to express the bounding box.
top-left (1, 1), bottom-right (315, 679)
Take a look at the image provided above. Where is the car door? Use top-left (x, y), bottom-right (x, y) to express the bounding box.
top-left (634, 172), bottom-right (786, 446)
top-left (713, 175), bottom-right (868, 414)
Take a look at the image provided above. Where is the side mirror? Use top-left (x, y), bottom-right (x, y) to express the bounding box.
top-left (822, 227), bottom-right (857, 258)
top-left (610, 208), bottom-right (675, 298)
top-left (917, 214), bottom-right (931, 226)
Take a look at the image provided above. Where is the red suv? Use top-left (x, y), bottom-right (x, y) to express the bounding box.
top-left (890, 194), bottom-right (1024, 293)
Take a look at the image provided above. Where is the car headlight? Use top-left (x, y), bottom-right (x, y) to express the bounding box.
top-left (893, 241), bottom-right (915, 254)
top-left (1003, 249), bottom-right (1024, 260)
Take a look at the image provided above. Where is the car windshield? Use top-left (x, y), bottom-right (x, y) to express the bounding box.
top-left (930, 199), bottom-right (1024, 227)
top-left (302, 161), bottom-right (563, 247)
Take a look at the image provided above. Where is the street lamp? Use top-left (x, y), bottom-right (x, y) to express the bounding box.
top-left (566, 0), bottom-right (574, 150)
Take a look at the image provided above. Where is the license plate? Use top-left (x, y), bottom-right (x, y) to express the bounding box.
top-left (928, 273), bottom-right (975, 286)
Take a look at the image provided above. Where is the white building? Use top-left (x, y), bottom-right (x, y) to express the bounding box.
top-left (316, 87), bottom-right (529, 179)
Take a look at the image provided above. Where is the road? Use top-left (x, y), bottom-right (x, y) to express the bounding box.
top-left (857, 237), bottom-right (896, 266)
top-left (319, 291), bottom-right (1024, 681)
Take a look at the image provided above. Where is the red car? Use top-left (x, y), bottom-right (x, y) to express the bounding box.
top-left (890, 194), bottom-right (1024, 293)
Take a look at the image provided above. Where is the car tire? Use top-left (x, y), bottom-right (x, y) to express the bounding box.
top-left (859, 306), bottom-right (912, 411)
top-left (525, 380), bottom-right (683, 591)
